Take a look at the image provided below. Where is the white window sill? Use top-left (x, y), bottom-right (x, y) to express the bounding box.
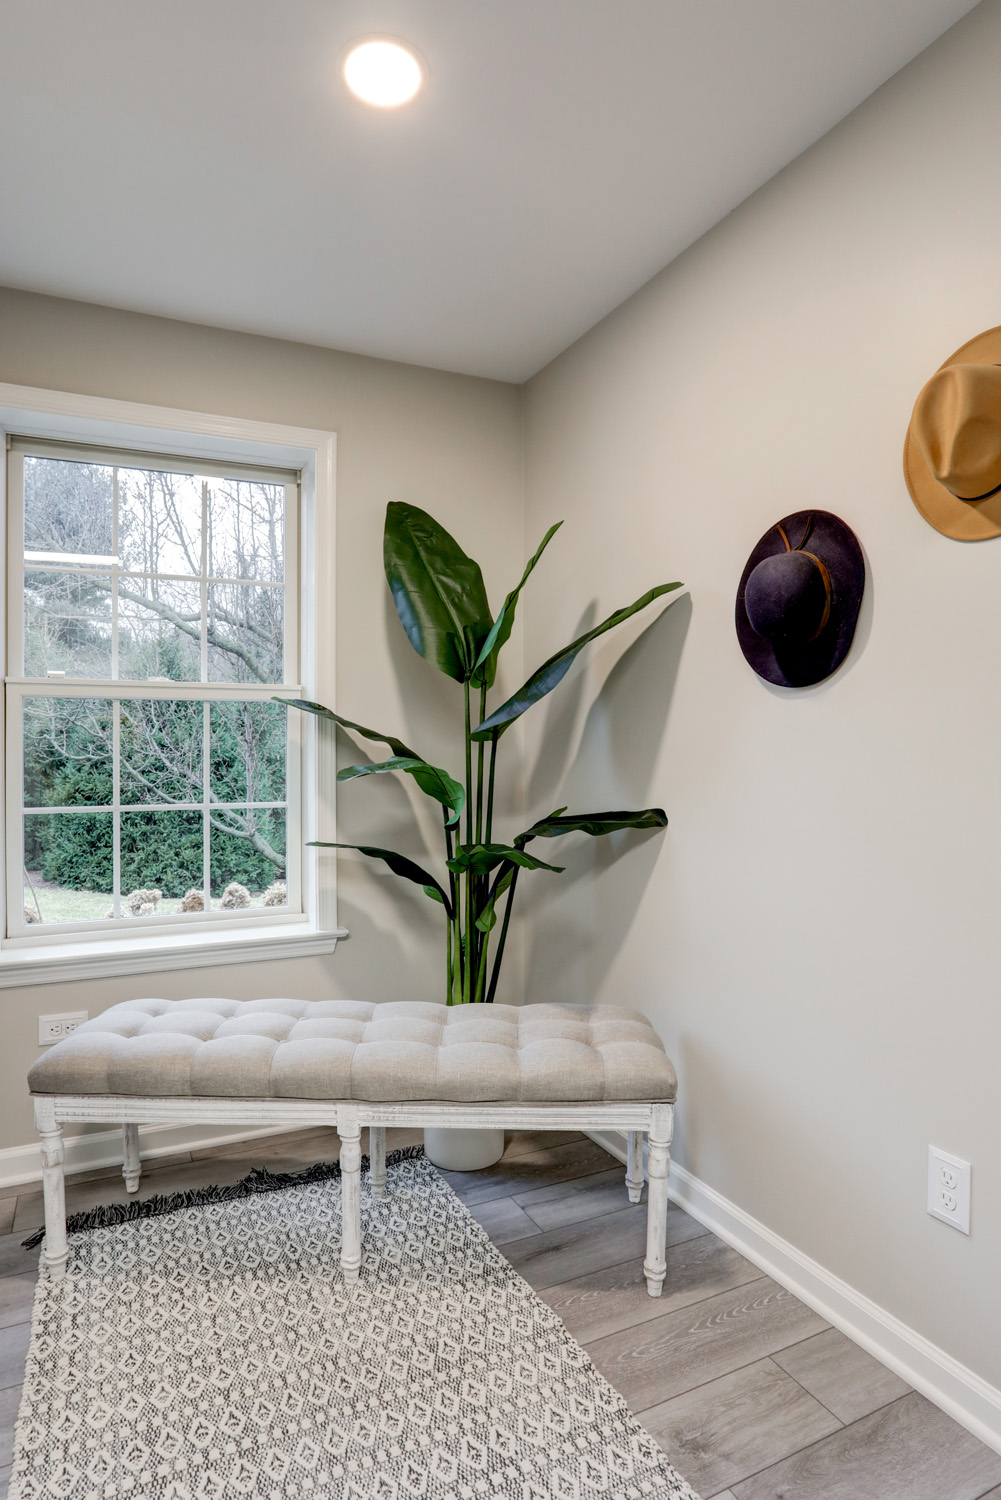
top-left (0, 922), bottom-right (348, 988)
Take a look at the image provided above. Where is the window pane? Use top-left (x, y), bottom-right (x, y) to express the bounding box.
top-left (211, 809), bottom-right (286, 910)
top-left (118, 467), bottom-right (202, 577)
top-left (120, 700), bottom-right (203, 805)
top-left (210, 701), bottom-right (286, 803)
top-left (121, 810), bottom-right (203, 914)
top-left (207, 582), bottom-right (283, 684)
top-left (24, 697), bottom-right (112, 808)
top-left (24, 457), bottom-right (114, 562)
top-left (24, 811), bottom-right (112, 924)
top-left (207, 479), bottom-right (284, 583)
top-left (118, 578), bottom-right (202, 681)
top-left (24, 570), bottom-right (113, 677)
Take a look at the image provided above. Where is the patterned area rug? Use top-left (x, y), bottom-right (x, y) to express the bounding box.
top-left (10, 1147), bottom-right (700, 1500)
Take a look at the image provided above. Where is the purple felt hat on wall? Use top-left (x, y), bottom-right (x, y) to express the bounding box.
top-left (735, 510), bottom-right (865, 688)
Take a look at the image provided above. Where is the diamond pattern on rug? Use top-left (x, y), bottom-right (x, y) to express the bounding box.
top-left (9, 1149), bottom-right (700, 1499)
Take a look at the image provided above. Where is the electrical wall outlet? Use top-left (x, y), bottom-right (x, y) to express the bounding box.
top-left (928, 1146), bottom-right (971, 1234)
top-left (38, 1011), bottom-right (88, 1046)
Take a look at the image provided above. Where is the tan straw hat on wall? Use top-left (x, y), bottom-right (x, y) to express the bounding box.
top-left (904, 325), bottom-right (1001, 540)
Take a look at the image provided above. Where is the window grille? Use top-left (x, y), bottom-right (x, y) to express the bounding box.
top-left (5, 437), bottom-right (303, 938)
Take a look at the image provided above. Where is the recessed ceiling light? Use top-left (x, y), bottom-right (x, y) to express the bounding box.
top-left (343, 38), bottom-right (423, 109)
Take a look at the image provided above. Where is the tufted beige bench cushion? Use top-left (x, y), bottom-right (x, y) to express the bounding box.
top-left (28, 998), bottom-right (677, 1104)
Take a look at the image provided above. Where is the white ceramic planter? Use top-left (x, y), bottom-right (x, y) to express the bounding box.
top-left (423, 1126), bottom-right (505, 1171)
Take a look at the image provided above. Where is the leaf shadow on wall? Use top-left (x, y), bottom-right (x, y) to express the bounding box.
top-left (526, 603), bottom-right (598, 812)
top-left (524, 593), bottom-right (691, 1008)
top-left (384, 589), bottom-right (460, 764)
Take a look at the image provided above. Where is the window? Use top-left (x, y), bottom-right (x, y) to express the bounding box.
top-left (5, 437), bottom-right (304, 940)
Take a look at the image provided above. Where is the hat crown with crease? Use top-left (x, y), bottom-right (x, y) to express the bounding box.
top-left (903, 325), bottom-right (1001, 540)
top-left (744, 550), bottom-right (829, 644)
top-left (735, 510), bottom-right (864, 688)
top-left (912, 363), bottom-right (1001, 502)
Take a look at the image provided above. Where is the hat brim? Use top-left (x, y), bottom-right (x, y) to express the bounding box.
top-left (904, 325), bottom-right (1001, 541)
top-left (735, 510), bottom-right (865, 688)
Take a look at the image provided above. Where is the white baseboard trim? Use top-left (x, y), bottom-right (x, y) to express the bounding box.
top-left (0, 1120), bottom-right (320, 1190)
top-left (585, 1129), bottom-right (1001, 1458)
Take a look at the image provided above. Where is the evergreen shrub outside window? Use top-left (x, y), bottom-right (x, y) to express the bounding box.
top-left (6, 439), bottom-right (301, 934)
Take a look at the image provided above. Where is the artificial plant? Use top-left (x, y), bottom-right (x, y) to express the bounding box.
top-left (278, 503), bottom-right (681, 1005)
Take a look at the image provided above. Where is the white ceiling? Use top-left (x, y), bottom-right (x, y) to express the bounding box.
top-left (0, 0), bottom-right (980, 382)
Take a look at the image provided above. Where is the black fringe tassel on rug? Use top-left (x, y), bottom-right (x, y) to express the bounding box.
top-left (22, 1142), bottom-right (427, 1250)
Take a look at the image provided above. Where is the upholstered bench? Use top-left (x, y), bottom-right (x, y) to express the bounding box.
top-left (28, 998), bottom-right (678, 1296)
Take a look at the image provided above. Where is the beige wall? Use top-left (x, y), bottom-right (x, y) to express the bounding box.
top-left (522, 1), bottom-right (1001, 1391)
top-left (2, 0), bottom-right (1000, 1399)
top-left (0, 287), bottom-right (524, 1150)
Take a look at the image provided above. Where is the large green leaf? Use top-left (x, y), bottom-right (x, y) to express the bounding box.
top-left (384, 503), bottom-right (494, 682)
top-left (471, 581), bottom-right (683, 740)
top-left (308, 841), bottom-right (452, 917)
top-left (337, 756), bottom-right (465, 827)
top-left (517, 808), bottom-right (668, 846)
top-left (273, 699), bottom-right (419, 760)
top-left (471, 521), bottom-right (563, 690)
top-left (447, 842), bottom-right (565, 877)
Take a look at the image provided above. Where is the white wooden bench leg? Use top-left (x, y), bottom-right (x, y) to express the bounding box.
top-left (369, 1125), bottom-right (387, 1198)
top-left (626, 1129), bottom-right (644, 1203)
top-left (122, 1124), bottom-right (141, 1193)
top-left (339, 1108), bottom-right (362, 1288)
top-left (644, 1104), bottom-right (673, 1298)
top-left (35, 1099), bottom-right (68, 1281)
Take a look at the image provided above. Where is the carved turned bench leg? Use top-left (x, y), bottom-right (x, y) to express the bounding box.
top-left (34, 1098), bottom-right (68, 1281)
top-left (643, 1104), bottom-right (673, 1298)
top-left (122, 1124), bottom-right (141, 1193)
top-left (369, 1125), bottom-right (387, 1198)
top-left (626, 1130), bottom-right (644, 1203)
top-left (339, 1108), bottom-right (362, 1288)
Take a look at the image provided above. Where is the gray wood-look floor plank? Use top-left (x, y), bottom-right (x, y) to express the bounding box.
top-left (502, 1130), bottom-right (586, 1159)
top-left (62, 1150), bottom-right (194, 1187)
top-left (586, 1277), bottom-right (828, 1412)
top-left (0, 1274), bottom-right (34, 1332)
top-left (0, 1207), bottom-right (11, 1241)
top-left (189, 1125), bottom-right (341, 1161)
top-left (468, 1196), bottom-right (540, 1245)
top-left (0, 1465), bottom-right (9, 1500)
top-left (438, 1137), bottom-right (616, 1206)
top-left (638, 1356), bottom-right (842, 1497)
top-left (772, 1327), bottom-right (911, 1424)
top-left (707, 1491), bottom-right (737, 1499)
top-left (538, 1235), bottom-right (762, 1344)
top-left (519, 1166), bottom-right (644, 1232)
top-left (0, 1326), bottom-right (29, 1394)
top-left (975, 1487), bottom-right (1001, 1498)
top-left (502, 1201), bottom-right (705, 1291)
top-left (0, 1239), bottom-right (37, 1282)
top-left (731, 1392), bottom-right (1001, 1500)
top-left (0, 1385), bottom-right (19, 1467)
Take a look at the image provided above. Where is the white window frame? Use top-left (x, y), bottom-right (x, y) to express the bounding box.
top-left (0, 383), bottom-right (343, 987)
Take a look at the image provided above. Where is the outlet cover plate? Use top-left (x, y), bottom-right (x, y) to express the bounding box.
top-left (928, 1146), bottom-right (971, 1234)
top-left (38, 1011), bottom-right (88, 1046)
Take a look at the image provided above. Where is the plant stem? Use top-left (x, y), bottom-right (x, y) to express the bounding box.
top-left (473, 923), bottom-right (490, 1003)
top-left (463, 682), bottom-right (473, 846)
top-left (463, 680), bottom-right (474, 1003)
top-left (475, 685), bottom-right (486, 845)
top-left (485, 866), bottom-right (519, 1004)
top-left (444, 818), bottom-right (460, 1004)
top-left (485, 731), bottom-right (498, 844)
